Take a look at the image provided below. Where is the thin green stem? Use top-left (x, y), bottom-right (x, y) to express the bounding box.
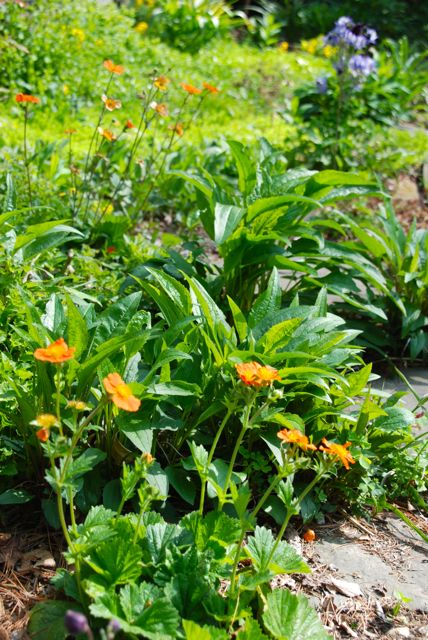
top-left (250, 473), bottom-right (283, 520)
top-left (23, 106), bottom-right (33, 208)
top-left (199, 406), bottom-right (234, 515)
top-left (55, 365), bottom-right (63, 437)
top-left (267, 461), bottom-right (335, 564)
top-left (218, 410), bottom-right (252, 511)
top-left (229, 528), bottom-right (246, 598)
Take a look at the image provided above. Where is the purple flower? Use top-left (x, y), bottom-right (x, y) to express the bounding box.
top-left (64, 610), bottom-right (90, 635)
top-left (107, 619), bottom-right (121, 639)
top-left (336, 16), bottom-right (354, 28)
top-left (315, 77), bottom-right (328, 94)
top-left (348, 54), bottom-right (376, 77)
top-left (365, 27), bottom-right (378, 45)
top-left (343, 31), bottom-right (368, 49)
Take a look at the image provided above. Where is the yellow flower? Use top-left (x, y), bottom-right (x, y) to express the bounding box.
top-left (67, 400), bottom-right (88, 412)
top-left (63, 84), bottom-right (70, 95)
top-left (301, 38), bottom-right (318, 55)
top-left (34, 414), bottom-right (58, 428)
top-left (278, 41), bottom-right (289, 52)
top-left (71, 28), bottom-right (85, 43)
top-left (154, 75), bottom-right (170, 91)
top-left (135, 21), bottom-right (149, 34)
top-left (323, 44), bottom-right (336, 58)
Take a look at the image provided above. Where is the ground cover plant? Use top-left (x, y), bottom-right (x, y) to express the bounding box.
top-left (0, 1), bottom-right (427, 638)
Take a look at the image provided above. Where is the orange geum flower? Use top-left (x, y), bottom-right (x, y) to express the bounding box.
top-left (168, 122), bottom-right (184, 136)
top-left (319, 438), bottom-right (356, 470)
top-left (277, 429), bottom-right (317, 452)
top-left (97, 127), bottom-right (116, 141)
top-left (103, 373), bottom-right (141, 412)
top-left (125, 119), bottom-right (135, 129)
top-left (235, 361), bottom-right (281, 387)
top-left (15, 93), bottom-right (40, 104)
top-left (36, 427), bottom-right (50, 442)
top-left (103, 59), bottom-right (125, 75)
top-left (154, 75), bottom-right (170, 91)
top-left (203, 82), bottom-right (219, 94)
top-left (64, 128), bottom-right (77, 135)
top-left (150, 101), bottom-right (168, 117)
top-left (101, 95), bottom-right (122, 111)
top-left (181, 82), bottom-right (202, 95)
top-left (34, 338), bottom-right (75, 363)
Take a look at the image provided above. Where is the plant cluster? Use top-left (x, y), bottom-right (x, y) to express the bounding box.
top-left (0, 5), bottom-right (427, 639)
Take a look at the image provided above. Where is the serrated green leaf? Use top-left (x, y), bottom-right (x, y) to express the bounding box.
top-left (263, 589), bottom-right (331, 639)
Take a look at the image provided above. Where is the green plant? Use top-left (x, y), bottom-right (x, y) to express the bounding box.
top-left (290, 196), bottom-right (428, 362)
top-left (134, 0), bottom-right (240, 54)
top-left (173, 138), bottom-right (379, 310)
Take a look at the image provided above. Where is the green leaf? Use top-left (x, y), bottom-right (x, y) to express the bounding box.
top-left (263, 589), bottom-right (331, 640)
top-left (248, 268), bottom-right (282, 329)
top-left (236, 617), bottom-right (269, 639)
top-left (228, 139), bottom-right (256, 197)
top-left (0, 488), bottom-right (33, 505)
top-left (142, 522), bottom-right (181, 564)
top-left (117, 413), bottom-right (153, 453)
top-left (66, 294), bottom-right (89, 360)
top-left (372, 406), bottom-right (415, 432)
top-left (227, 296), bottom-right (247, 342)
top-left (90, 583), bottom-right (179, 639)
top-left (28, 601), bottom-right (74, 640)
top-left (183, 620), bottom-right (229, 640)
top-left (214, 203), bottom-right (246, 245)
top-left (66, 448), bottom-right (106, 482)
top-left (84, 533), bottom-right (142, 586)
top-left (257, 318), bottom-right (303, 353)
top-left (246, 527), bottom-right (310, 575)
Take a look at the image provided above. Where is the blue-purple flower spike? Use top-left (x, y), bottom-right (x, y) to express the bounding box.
top-left (64, 610), bottom-right (90, 635)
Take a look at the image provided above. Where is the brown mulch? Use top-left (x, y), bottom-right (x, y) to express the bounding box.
top-left (0, 529), bottom-right (64, 639)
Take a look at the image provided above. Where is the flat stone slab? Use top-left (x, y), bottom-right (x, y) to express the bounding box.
top-left (313, 514), bottom-right (428, 612)
top-left (372, 368), bottom-right (428, 412)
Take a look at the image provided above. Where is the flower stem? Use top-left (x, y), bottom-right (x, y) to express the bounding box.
top-left (23, 105), bottom-right (33, 209)
top-left (199, 406), bottom-right (233, 515)
top-left (217, 401), bottom-right (253, 511)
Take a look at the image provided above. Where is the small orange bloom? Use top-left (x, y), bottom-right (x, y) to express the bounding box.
top-left (15, 93), bottom-right (40, 104)
top-left (181, 83), bottom-right (202, 95)
top-left (101, 94), bottom-right (122, 111)
top-left (277, 429), bottom-right (317, 452)
top-left (36, 427), bottom-right (50, 442)
top-left (103, 59), bottom-right (125, 75)
top-left (97, 127), bottom-right (116, 141)
top-left (150, 101), bottom-right (168, 117)
top-left (64, 128), bottom-right (77, 135)
top-left (319, 438), bottom-right (356, 470)
top-left (168, 122), bottom-right (184, 136)
top-left (303, 529), bottom-right (316, 542)
top-left (203, 82), bottom-right (219, 94)
top-left (235, 361), bottom-right (281, 387)
top-left (154, 75), bottom-right (170, 91)
top-left (34, 338), bottom-right (75, 363)
top-left (125, 119), bottom-right (135, 129)
top-left (103, 373), bottom-right (141, 412)
top-left (142, 452), bottom-right (154, 464)
top-left (106, 245), bottom-right (116, 254)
